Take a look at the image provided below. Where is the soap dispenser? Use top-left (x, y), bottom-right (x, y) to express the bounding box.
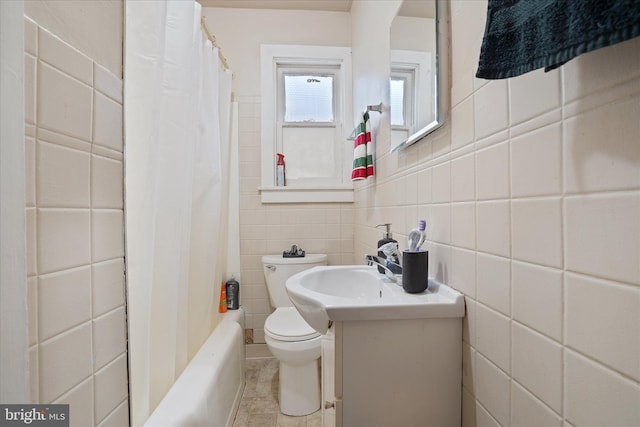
top-left (375, 223), bottom-right (398, 274)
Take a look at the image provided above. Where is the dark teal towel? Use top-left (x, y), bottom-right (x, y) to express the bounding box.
top-left (477, 0), bottom-right (640, 79)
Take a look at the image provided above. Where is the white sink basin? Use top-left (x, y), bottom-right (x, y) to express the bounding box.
top-left (285, 265), bottom-right (465, 334)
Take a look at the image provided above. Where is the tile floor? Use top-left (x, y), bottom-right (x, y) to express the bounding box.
top-left (232, 358), bottom-right (322, 427)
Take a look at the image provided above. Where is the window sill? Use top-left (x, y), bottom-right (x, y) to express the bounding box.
top-left (259, 186), bottom-right (354, 203)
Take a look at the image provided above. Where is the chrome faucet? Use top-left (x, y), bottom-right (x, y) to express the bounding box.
top-left (364, 254), bottom-right (402, 283)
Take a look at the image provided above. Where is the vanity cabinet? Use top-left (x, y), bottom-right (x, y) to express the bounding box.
top-left (322, 318), bottom-right (462, 427)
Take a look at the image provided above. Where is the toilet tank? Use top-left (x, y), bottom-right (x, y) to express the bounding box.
top-left (262, 254), bottom-right (328, 308)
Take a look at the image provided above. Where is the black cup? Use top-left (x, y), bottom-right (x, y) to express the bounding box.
top-left (401, 250), bottom-right (429, 293)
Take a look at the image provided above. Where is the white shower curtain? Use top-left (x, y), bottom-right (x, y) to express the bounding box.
top-left (124, 1), bottom-right (234, 425)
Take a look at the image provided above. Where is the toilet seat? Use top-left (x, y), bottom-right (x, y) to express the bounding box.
top-left (265, 307), bottom-right (319, 342)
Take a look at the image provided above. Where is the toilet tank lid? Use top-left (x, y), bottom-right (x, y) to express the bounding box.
top-left (262, 253), bottom-right (327, 265)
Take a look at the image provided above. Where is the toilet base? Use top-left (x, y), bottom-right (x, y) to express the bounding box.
top-left (279, 359), bottom-right (320, 416)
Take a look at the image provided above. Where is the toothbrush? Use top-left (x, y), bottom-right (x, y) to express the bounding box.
top-left (407, 220), bottom-right (426, 251)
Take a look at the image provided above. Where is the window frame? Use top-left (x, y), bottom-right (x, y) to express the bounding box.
top-left (260, 44), bottom-right (353, 203)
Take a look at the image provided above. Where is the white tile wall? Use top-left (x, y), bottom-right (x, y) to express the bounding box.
top-left (38, 267), bottom-right (91, 340)
top-left (98, 401), bottom-right (130, 427)
top-left (451, 202), bottom-right (476, 250)
top-left (511, 261), bottom-right (563, 341)
top-left (37, 141), bottom-right (90, 208)
top-left (476, 200), bottom-right (510, 257)
top-left (474, 80), bottom-right (509, 140)
top-left (428, 203), bottom-right (451, 245)
top-left (476, 141), bottom-right (510, 200)
top-left (53, 378), bottom-right (94, 427)
top-left (562, 36), bottom-right (640, 103)
top-left (38, 62), bottom-right (92, 141)
top-left (349, 2), bottom-right (640, 426)
top-left (92, 259), bottom-right (125, 316)
top-left (511, 323), bottom-right (562, 412)
top-left (510, 124), bottom-right (562, 197)
top-left (565, 193), bottom-right (640, 284)
top-left (511, 197), bottom-right (563, 268)
top-left (432, 161), bottom-right (452, 203)
top-left (564, 96), bottom-right (640, 194)
top-left (39, 324), bottom-right (93, 403)
top-left (91, 155), bottom-right (124, 209)
top-left (92, 308), bottom-right (127, 371)
top-left (565, 349), bottom-right (640, 426)
top-left (94, 355), bottom-right (128, 424)
top-left (565, 273), bottom-right (640, 380)
top-left (476, 303), bottom-right (510, 372)
top-left (24, 18), bottom-right (127, 426)
top-left (476, 253), bottom-right (510, 316)
top-left (91, 210), bottom-right (124, 262)
top-left (475, 353), bottom-right (510, 426)
top-left (38, 27), bottom-right (93, 85)
top-left (451, 153), bottom-right (476, 202)
top-left (510, 382), bottom-right (562, 427)
top-left (93, 92), bottom-right (123, 152)
top-left (37, 209), bottom-right (91, 273)
top-left (508, 68), bottom-right (561, 126)
top-left (475, 402), bottom-right (500, 427)
top-left (451, 247), bottom-right (477, 297)
top-left (451, 96), bottom-right (475, 150)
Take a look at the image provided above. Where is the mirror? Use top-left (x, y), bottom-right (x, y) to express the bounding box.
top-left (390, 0), bottom-right (449, 152)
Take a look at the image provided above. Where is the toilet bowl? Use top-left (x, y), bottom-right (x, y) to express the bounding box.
top-left (264, 307), bottom-right (321, 416)
top-left (261, 254), bottom-right (327, 416)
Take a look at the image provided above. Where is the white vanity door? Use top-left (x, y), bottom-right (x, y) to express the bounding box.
top-left (321, 331), bottom-right (336, 427)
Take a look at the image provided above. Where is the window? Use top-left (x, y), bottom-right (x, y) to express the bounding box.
top-left (260, 45), bottom-right (352, 203)
top-left (390, 77), bottom-right (406, 127)
top-left (278, 66), bottom-right (341, 186)
top-left (390, 68), bottom-right (415, 130)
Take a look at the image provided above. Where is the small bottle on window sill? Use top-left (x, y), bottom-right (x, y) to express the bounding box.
top-left (276, 153), bottom-right (286, 186)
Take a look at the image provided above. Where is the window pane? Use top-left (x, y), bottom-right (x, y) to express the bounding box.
top-left (390, 78), bottom-right (405, 126)
top-left (284, 75), bottom-right (334, 122)
top-left (282, 127), bottom-right (336, 180)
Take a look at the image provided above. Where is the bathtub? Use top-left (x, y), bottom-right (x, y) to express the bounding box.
top-left (144, 308), bottom-right (246, 427)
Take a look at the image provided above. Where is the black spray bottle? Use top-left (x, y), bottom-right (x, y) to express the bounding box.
top-left (376, 223), bottom-right (398, 274)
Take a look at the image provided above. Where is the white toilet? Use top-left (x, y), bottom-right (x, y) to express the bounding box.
top-left (261, 253), bottom-right (327, 416)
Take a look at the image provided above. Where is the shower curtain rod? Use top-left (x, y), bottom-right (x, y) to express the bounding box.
top-left (201, 16), bottom-right (230, 70)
